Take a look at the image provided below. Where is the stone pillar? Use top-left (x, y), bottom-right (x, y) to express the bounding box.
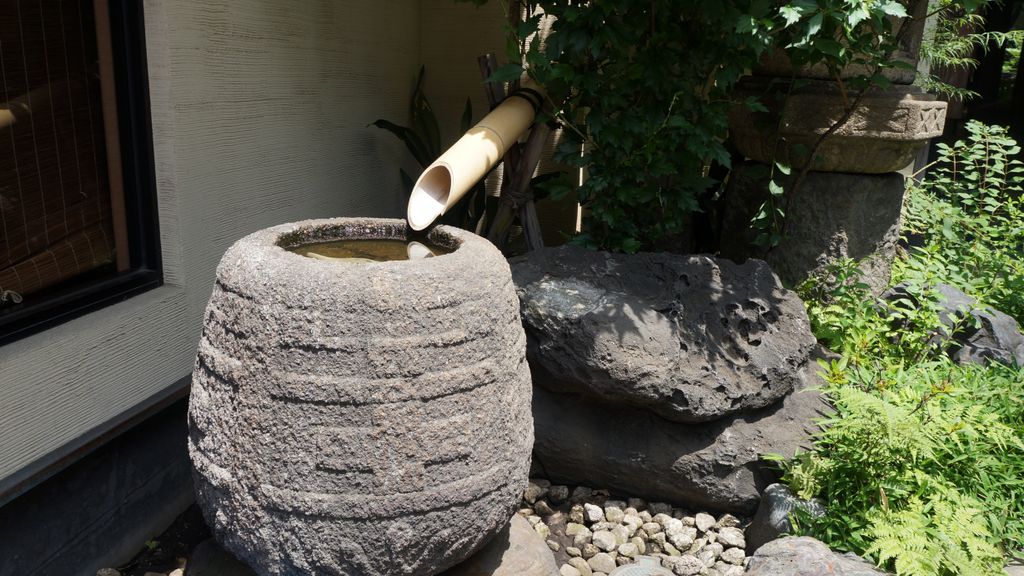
top-left (721, 2), bottom-right (946, 293)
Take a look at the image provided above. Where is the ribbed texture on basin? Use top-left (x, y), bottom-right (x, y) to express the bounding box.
top-left (188, 217), bottom-right (533, 576)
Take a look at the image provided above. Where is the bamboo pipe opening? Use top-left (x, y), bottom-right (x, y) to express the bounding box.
top-left (408, 164), bottom-right (453, 231)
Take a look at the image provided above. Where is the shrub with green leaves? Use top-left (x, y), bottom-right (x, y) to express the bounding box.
top-left (900, 120), bottom-right (1024, 320)
top-left (455, 0), bottom-right (991, 252)
top-left (782, 122), bottom-right (1024, 575)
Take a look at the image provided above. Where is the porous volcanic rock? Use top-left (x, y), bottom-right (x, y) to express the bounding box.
top-left (510, 246), bottom-right (817, 423)
top-left (744, 537), bottom-right (890, 575)
top-left (531, 358), bottom-right (830, 515)
top-left (189, 218), bottom-right (533, 576)
top-left (883, 283), bottom-right (1024, 367)
top-left (745, 483), bottom-right (826, 553)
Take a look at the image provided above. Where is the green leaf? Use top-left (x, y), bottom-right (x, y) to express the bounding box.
top-left (776, 161), bottom-right (792, 175)
top-left (879, 1), bottom-right (909, 18)
top-left (745, 96), bottom-right (769, 113)
top-left (769, 179), bottom-right (785, 197)
top-left (846, 6), bottom-right (871, 28)
top-left (780, 5), bottom-right (804, 27)
top-left (370, 119), bottom-right (432, 167)
top-left (487, 63), bottom-right (524, 84)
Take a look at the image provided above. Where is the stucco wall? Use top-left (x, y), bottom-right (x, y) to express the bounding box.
top-left (418, 0), bottom-right (505, 146)
top-left (0, 0), bottom-right (422, 493)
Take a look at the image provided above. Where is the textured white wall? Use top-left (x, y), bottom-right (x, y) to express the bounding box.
top-left (0, 0), bottom-right (421, 489)
top-left (418, 0), bottom-right (505, 146)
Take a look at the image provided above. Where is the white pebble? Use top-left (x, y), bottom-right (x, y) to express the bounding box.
top-left (560, 564), bottom-right (582, 576)
top-left (695, 512), bottom-right (716, 532)
top-left (584, 503), bottom-right (606, 523)
top-left (721, 547), bottom-right (745, 565)
top-left (716, 527), bottom-right (745, 549)
top-left (588, 552), bottom-right (617, 573)
top-left (592, 530), bottom-right (617, 552)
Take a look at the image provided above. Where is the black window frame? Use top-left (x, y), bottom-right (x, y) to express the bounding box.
top-left (0, 0), bottom-right (161, 346)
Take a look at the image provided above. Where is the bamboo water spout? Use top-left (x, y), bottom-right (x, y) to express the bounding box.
top-left (406, 81), bottom-right (544, 231)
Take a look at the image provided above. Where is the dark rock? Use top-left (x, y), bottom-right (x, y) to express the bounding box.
top-left (510, 246), bottom-right (817, 423)
top-left (187, 539), bottom-right (255, 576)
top-left (720, 163), bottom-right (905, 294)
top-left (189, 218), bottom-right (534, 576)
top-left (442, 515), bottom-right (559, 576)
top-left (744, 536), bottom-right (890, 575)
top-left (883, 283), bottom-right (1024, 367)
top-left (531, 359), bottom-right (830, 515)
top-left (745, 483), bottom-right (826, 553)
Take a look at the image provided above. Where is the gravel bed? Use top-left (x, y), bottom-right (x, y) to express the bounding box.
top-left (521, 479), bottom-right (749, 576)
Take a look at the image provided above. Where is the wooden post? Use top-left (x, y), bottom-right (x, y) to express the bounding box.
top-left (477, 53), bottom-right (548, 252)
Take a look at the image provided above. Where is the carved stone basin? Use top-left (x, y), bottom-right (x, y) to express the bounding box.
top-left (188, 217), bottom-right (533, 576)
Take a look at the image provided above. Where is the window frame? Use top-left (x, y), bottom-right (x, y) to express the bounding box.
top-left (0, 0), bottom-right (161, 346)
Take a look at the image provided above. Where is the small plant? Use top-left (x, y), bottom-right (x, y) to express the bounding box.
top-left (781, 124), bottom-right (1024, 575)
top-left (900, 120), bottom-right (1024, 320)
top-left (918, 0), bottom-right (1024, 101)
top-left (371, 66), bottom-right (487, 231)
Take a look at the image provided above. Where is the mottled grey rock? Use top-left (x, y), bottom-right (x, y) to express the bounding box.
top-left (549, 485), bottom-right (571, 505)
top-left (585, 504), bottom-right (606, 523)
top-left (883, 283), bottom-right (1024, 367)
top-left (609, 556), bottom-right (675, 576)
top-left (569, 557), bottom-right (593, 574)
top-left (694, 513), bottom-right (715, 533)
top-left (720, 547), bottom-right (745, 565)
top-left (560, 564), bottom-right (582, 576)
top-left (189, 218), bottom-right (534, 576)
top-left (592, 531), bottom-right (618, 552)
top-left (745, 537), bottom-right (889, 575)
top-left (730, 79), bottom-right (945, 174)
top-left (588, 553), bottom-right (617, 573)
top-left (511, 246), bottom-right (817, 422)
top-left (443, 515), bottom-right (560, 576)
top-left (525, 481), bottom-right (551, 504)
top-left (1006, 561), bottom-right (1024, 576)
top-left (187, 539), bottom-right (255, 576)
top-left (663, 555), bottom-right (704, 576)
top-left (721, 163), bottom-right (905, 294)
top-left (715, 528), bottom-right (745, 550)
top-left (745, 483), bottom-right (826, 553)
top-left (96, 569), bottom-right (123, 576)
top-left (532, 358), bottom-right (829, 514)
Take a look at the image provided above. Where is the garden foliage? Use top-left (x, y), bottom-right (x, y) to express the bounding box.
top-left (459, 0), bottom-right (990, 252)
top-left (781, 122), bottom-right (1024, 575)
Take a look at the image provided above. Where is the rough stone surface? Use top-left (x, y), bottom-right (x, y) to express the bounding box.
top-left (186, 539), bottom-right (256, 576)
top-left (510, 246), bottom-right (817, 423)
top-left (745, 483), bottom-right (826, 553)
top-left (531, 360), bottom-right (830, 514)
top-left (189, 218), bottom-right (534, 576)
top-left (730, 78), bottom-right (946, 174)
top-left (721, 163), bottom-right (905, 294)
top-left (443, 515), bottom-right (560, 576)
top-left (745, 537), bottom-right (890, 575)
top-left (883, 283), bottom-right (1024, 367)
